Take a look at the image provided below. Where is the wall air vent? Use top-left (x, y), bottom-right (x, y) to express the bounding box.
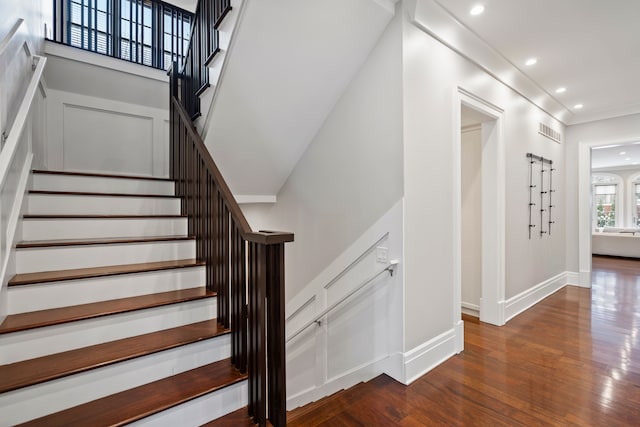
top-left (538, 123), bottom-right (561, 143)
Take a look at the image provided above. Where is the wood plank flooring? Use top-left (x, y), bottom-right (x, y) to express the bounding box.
top-left (287, 256), bottom-right (640, 426)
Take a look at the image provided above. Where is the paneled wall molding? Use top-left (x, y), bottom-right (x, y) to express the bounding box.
top-left (46, 89), bottom-right (170, 177)
top-left (285, 199), bottom-right (404, 410)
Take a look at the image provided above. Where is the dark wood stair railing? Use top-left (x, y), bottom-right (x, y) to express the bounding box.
top-left (180, 0), bottom-right (232, 119)
top-left (170, 63), bottom-right (293, 427)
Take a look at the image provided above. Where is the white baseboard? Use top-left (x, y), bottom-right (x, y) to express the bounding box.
top-left (403, 327), bottom-right (458, 385)
top-left (566, 271), bottom-right (582, 287)
top-left (461, 302), bottom-right (479, 318)
top-left (504, 271), bottom-right (571, 323)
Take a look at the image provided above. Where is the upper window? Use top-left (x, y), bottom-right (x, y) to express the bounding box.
top-left (62, 0), bottom-right (192, 70)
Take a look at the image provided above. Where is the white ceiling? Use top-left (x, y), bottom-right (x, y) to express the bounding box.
top-left (436, 0), bottom-right (640, 125)
top-left (203, 0), bottom-right (395, 196)
top-left (592, 142), bottom-right (640, 170)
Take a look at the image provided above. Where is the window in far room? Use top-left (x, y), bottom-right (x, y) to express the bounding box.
top-left (592, 173), bottom-right (620, 229)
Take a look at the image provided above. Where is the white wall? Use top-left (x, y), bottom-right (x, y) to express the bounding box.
top-left (461, 125), bottom-right (481, 312)
top-left (241, 10), bottom-right (404, 301)
top-left (565, 112), bottom-right (640, 273)
top-left (0, 1), bottom-right (48, 323)
top-left (0, 0), bottom-right (49, 145)
top-left (402, 0), bottom-right (567, 358)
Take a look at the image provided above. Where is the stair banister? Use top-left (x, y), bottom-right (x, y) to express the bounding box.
top-left (170, 52), bottom-right (292, 426)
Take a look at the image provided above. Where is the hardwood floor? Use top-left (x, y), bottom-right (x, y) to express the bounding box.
top-left (287, 256), bottom-right (640, 426)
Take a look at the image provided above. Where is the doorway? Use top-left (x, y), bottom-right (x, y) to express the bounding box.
top-left (454, 89), bottom-right (505, 335)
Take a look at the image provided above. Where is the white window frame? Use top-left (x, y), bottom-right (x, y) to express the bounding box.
top-left (592, 173), bottom-right (622, 230)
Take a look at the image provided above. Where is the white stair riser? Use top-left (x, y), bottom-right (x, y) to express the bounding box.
top-left (27, 194), bottom-right (181, 215)
top-left (22, 217), bottom-right (188, 241)
top-left (0, 298), bottom-right (217, 364)
top-left (7, 267), bottom-right (205, 314)
top-left (16, 240), bottom-right (195, 273)
top-left (131, 381), bottom-right (247, 427)
top-left (0, 335), bottom-right (230, 426)
top-left (32, 174), bottom-right (175, 196)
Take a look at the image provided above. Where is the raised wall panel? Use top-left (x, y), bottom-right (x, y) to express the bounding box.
top-left (62, 105), bottom-right (154, 175)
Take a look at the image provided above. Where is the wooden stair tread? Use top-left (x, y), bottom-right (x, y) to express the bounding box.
top-left (0, 288), bottom-right (215, 334)
top-left (201, 407), bottom-right (273, 427)
top-left (9, 259), bottom-right (205, 286)
top-left (23, 214), bottom-right (187, 219)
top-left (32, 169), bottom-right (173, 182)
top-left (0, 319), bottom-right (228, 393)
top-left (17, 235), bottom-right (194, 248)
top-left (29, 189), bottom-right (179, 198)
top-left (18, 358), bottom-right (246, 427)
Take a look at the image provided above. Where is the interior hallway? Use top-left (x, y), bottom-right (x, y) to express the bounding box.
top-left (286, 256), bottom-right (640, 426)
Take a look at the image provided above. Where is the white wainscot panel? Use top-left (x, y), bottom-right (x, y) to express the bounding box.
top-left (326, 277), bottom-right (389, 380)
top-left (62, 104), bottom-right (153, 175)
top-left (286, 297), bottom-right (317, 398)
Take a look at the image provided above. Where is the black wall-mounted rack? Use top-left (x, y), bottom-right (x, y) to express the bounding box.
top-left (527, 153), bottom-right (556, 239)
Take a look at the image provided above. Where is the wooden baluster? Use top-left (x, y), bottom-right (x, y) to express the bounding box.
top-left (267, 243), bottom-right (286, 427)
top-left (211, 188), bottom-right (219, 294)
top-left (222, 204), bottom-right (230, 327)
top-left (248, 242), bottom-right (267, 426)
top-left (230, 228), bottom-right (247, 373)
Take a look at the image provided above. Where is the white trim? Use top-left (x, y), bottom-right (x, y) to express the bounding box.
top-left (461, 302), bottom-right (479, 318)
top-left (409, 0), bottom-right (571, 125)
top-left (577, 139), bottom-right (640, 287)
top-left (454, 88), bottom-right (506, 327)
top-left (234, 195), bottom-right (276, 204)
top-left (566, 271), bottom-right (582, 287)
top-left (402, 327), bottom-right (458, 385)
top-left (504, 272), bottom-right (571, 322)
top-left (44, 41), bottom-right (169, 83)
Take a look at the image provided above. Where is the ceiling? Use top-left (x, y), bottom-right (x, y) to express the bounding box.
top-left (436, 0), bottom-right (640, 125)
top-left (592, 142), bottom-right (640, 170)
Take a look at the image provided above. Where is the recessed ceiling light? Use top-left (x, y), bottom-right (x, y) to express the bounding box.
top-left (574, 104), bottom-right (584, 109)
top-left (633, 162), bottom-right (639, 165)
top-left (525, 58), bottom-right (537, 66)
top-left (626, 158), bottom-right (632, 161)
top-left (555, 87), bottom-right (566, 93)
top-left (620, 151), bottom-right (627, 155)
top-left (470, 4), bottom-right (485, 15)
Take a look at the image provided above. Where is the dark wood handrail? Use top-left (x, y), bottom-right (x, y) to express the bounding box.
top-left (170, 96), bottom-right (293, 246)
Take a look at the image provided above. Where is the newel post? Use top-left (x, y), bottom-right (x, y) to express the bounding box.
top-left (246, 232), bottom-right (293, 427)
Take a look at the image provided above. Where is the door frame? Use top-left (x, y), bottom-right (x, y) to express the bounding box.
top-left (453, 88), bottom-right (506, 331)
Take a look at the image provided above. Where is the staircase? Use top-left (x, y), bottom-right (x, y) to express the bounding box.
top-left (0, 170), bottom-right (248, 426)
